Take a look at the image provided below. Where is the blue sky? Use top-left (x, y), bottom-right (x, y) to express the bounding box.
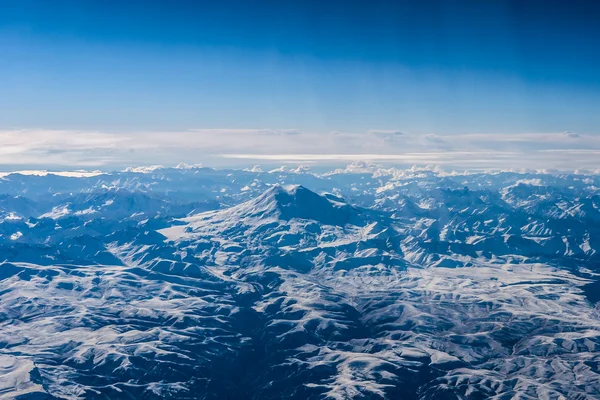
top-left (1, 0), bottom-right (599, 169)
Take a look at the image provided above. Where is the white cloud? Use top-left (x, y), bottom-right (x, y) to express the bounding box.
top-left (0, 128), bottom-right (598, 170)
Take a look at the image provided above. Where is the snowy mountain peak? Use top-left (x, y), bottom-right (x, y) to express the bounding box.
top-left (226, 184), bottom-right (362, 226)
top-left (159, 184), bottom-right (370, 247)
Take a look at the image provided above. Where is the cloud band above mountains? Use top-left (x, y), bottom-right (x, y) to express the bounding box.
top-left (1, 129), bottom-right (598, 170)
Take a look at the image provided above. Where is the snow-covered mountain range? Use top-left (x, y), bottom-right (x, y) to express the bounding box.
top-left (0, 164), bottom-right (599, 399)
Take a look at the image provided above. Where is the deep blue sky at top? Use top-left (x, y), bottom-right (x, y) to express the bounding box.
top-left (1, 0), bottom-right (599, 135)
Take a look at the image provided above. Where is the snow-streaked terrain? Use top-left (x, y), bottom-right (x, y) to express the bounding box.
top-left (0, 164), bottom-right (599, 399)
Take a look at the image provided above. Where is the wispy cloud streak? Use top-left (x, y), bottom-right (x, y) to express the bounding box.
top-left (0, 129), bottom-right (598, 170)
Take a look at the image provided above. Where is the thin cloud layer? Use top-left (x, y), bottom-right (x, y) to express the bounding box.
top-left (0, 129), bottom-right (598, 170)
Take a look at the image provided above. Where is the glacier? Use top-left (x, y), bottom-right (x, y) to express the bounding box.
top-left (0, 165), bottom-right (599, 399)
